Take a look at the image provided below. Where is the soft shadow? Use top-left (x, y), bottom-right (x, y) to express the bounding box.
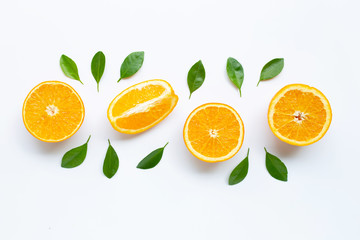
top-left (182, 147), bottom-right (220, 173)
top-left (112, 132), bottom-right (143, 141)
top-left (106, 125), bottom-right (145, 141)
top-left (271, 135), bottom-right (302, 158)
top-left (34, 140), bottom-right (69, 153)
top-left (19, 123), bottom-right (69, 154)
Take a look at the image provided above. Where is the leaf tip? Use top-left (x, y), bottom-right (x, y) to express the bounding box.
top-left (279, 175), bottom-right (288, 182)
top-left (105, 174), bottom-right (113, 179)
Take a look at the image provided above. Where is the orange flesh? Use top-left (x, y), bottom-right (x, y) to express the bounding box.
top-left (108, 80), bottom-right (178, 134)
top-left (111, 85), bottom-right (166, 117)
top-left (23, 82), bottom-right (84, 142)
top-left (272, 90), bottom-right (327, 142)
top-left (115, 96), bottom-right (176, 130)
top-left (184, 103), bottom-right (244, 162)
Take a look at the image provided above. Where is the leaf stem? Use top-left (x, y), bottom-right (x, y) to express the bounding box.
top-left (247, 148), bottom-right (250, 157)
top-left (108, 139), bottom-right (111, 145)
top-left (117, 77), bottom-right (122, 83)
top-left (97, 83), bottom-right (99, 92)
top-left (163, 142), bottom-right (169, 148)
top-left (264, 147), bottom-right (267, 153)
top-left (79, 79), bottom-right (84, 85)
top-left (257, 80), bottom-right (261, 87)
top-left (239, 89), bottom-right (242, 97)
top-left (86, 135), bottom-right (91, 143)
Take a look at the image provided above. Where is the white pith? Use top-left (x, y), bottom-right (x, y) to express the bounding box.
top-left (293, 110), bottom-right (307, 123)
top-left (209, 129), bottom-right (219, 138)
top-left (118, 96), bottom-right (164, 118)
top-left (45, 105), bottom-right (59, 116)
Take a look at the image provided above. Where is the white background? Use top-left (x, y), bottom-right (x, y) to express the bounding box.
top-left (1, 0), bottom-right (360, 239)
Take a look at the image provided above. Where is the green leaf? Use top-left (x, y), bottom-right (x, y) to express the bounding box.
top-left (61, 136), bottom-right (91, 168)
top-left (187, 60), bottom-right (205, 99)
top-left (60, 54), bottom-right (83, 84)
top-left (103, 140), bottom-right (119, 179)
top-left (137, 142), bottom-right (168, 169)
top-left (257, 58), bottom-right (284, 86)
top-left (226, 57), bottom-right (244, 97)
top-left (91, 51), bottom-right (106, 92)
top-left (118, 51), bottom-right (144, 82)
top-left (228, 148), bottom-right (249, 185)
top-left (264, 148), bottom-right (288, 181)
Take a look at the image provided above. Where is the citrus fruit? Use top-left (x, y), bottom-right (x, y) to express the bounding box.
top-left (268, 83), bottom-right (332, 146)
top-left (107, 79), bottom-right (178, 134)
top-left (22, 81), bottom-right (85, 142)
top-left (183, 103), bottom-right (245, 162)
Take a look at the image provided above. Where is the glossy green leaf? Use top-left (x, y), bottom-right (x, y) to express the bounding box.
top-left (187, 60), bottom-right (205, 99)
top-left (60, 54), bottom-right (82, 84)
top-left (91, 51), bottom-right (106, 92)
top-left (226, 57), bottom-right (244, 97)
top-left (103, 140), bottom-right (119, 179)
top-left (137, 142), bottom-right (168, 169)
top-left (257, 58), bottom-right (284, 86)
top-left (61, 136), bottom-right (91, 168)
top-left (264, 147), bottom-right (288, 181)
top-left (118, 51), bottom-right (144, 82)
top-left (228, 148), bottom-right (249, 185)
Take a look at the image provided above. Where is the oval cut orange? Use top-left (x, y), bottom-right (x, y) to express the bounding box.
top-left (107, 79), bottom-right (178, 134)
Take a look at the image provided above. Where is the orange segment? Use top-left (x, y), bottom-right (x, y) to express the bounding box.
top-left (107, 79), bottom-right (178, 134)
top-left (22, 81), bottom-right (85, 142)
top-left (183, 103), bottom-right (244, 162)
top-left (111, 84), bottom-right (167, 117)
top-left (268, 84), bottom-right (332, 146)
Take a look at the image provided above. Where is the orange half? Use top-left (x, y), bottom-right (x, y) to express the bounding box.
top-left (107, 79), bottom-right (178, 134)
top-left (22, 81), bottom-right (85, 142)
top-left (268, 84), bottom-right (332, 146)
top-left (183, 103), bottom-right (245, 162)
